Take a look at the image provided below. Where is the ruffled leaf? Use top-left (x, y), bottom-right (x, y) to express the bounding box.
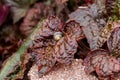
top-left (68, 7), bottom-right (101, 50)
top-left (20, 12), bottom-right (62, 36)
top-left (83, 49), bottom-right (120, 79)
top-left (28, 16), bottom-right (62, 77)
top-left (68, 3), bottom-right (120, 50)
top-left (107, 27), bottom-right (120, 57)
top-left (64, 21), bottom-right (85, 41)
top-left (68, 1), bottom-right (107, 50)
top-left (97, 21), bottom-right (120, 50)
top-left (31, 45), bottom-right (56, 78)
top-left (54, 35), bottom-right (78, 64)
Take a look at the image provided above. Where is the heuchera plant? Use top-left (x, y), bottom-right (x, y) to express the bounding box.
top-left (0, 0), bottom-right (119, 80)
top-left (27, 0), bottom-right (120, 79)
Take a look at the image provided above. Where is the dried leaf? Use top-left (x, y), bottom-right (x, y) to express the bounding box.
top-left (83, 49), bottom-right (120, 79)
top-left (97, 21), bottom-right (120, 50)
top-left (0, 5), bottom-right (10, 26)
top-left (107, 27), bottom-right (120, 57)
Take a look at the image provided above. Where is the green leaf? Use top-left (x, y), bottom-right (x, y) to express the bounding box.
top-left (0, 20), bottom-right (43, 80)
top-left (12, 7), bottom-right (28, 23)
top-left (4, 0), bottom-right (37, 23)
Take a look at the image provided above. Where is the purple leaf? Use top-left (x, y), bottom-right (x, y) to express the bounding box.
top-left (68, 5), bottom-right (120, 50)
top-left (54, 35), bottom-right (78, 64)
top-left (64, 20), bottom-right (85, 41)
top-left (28, 16), bottom-right (62, 77)
top-left (83, 49), bottom-right (120, 79)
top-left (68, 8), bottom-right (101, 50)
top-left (107, 27), bottom-right (120, 57)
top-left (0, 5), bottom-right (10, 26)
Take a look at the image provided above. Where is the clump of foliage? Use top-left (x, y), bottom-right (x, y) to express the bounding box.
top-left (0, 0), bottom-right (120, 80)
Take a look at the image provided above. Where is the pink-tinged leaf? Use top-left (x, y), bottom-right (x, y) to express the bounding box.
top-left (20, 3), bottom-right (46, 36)
top-left (68, 3), bottom-right (106, 50)
top-left (107, 27), bottom-right (120, 57)
top-left (68, 8), bottom-right (101, 50)
top-left (36, 46), bottom-right (56, 78)
top-left (83, 49), bottom-right (108, 74)
top-left (54, 35), bottom-right (78, 64)
top-left (83, 49), bottom-right (120, 79)
top-left (68, 4), bottom-right (120, 50)
top-left (64, 21), bottom-right (85, 41)
top-left (96, 21), bottom-right (120, 50)
top-left (29, 39), bottom-right (56, 78)
top-left (28, 16), bottom-right (62, 77)
top-left (0, 5), bottom-right (10, 26)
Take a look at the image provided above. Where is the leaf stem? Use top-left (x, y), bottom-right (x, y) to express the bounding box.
top-left (0, 21), bottom-right (43, 80)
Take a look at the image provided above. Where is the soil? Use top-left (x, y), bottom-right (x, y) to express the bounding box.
top-left (28, 59), bottom-right (98, 80)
